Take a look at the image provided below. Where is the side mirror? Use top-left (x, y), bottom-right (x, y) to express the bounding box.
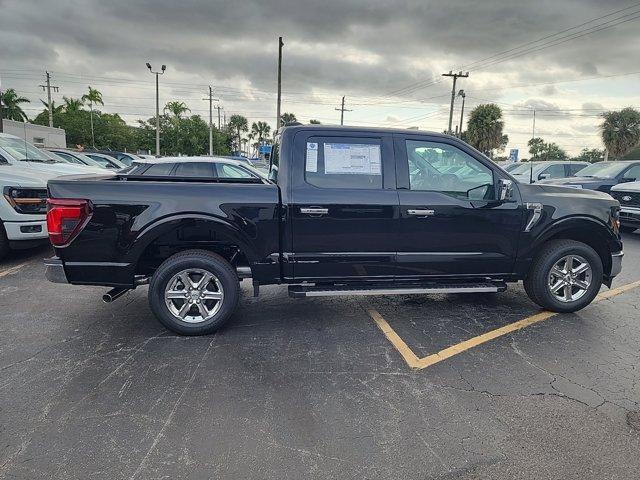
top-left (498, 179), bottom-right (513, 201)
top-left (538, 173), bottom-right (550, 180)
top-left (268, 168), bottom-right (278, 182)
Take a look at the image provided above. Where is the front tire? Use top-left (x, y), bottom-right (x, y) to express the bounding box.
top-left (148, 250), bottom-right (239, 335)
top-left (524, 240), bottom-right (602, 313)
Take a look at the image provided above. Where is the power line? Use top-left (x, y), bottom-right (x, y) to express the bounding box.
top-left (458, 1), bottom-right (640, 71)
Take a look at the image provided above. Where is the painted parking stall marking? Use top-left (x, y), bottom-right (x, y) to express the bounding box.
top-left (367, 279), bottom-right (640, 371)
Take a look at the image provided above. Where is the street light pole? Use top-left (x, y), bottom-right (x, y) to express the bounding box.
top-left (146, 63), bottom-right (166, 156)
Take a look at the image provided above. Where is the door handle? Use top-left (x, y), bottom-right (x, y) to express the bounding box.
top-left (407, 209), bottom-right (435, 217)
top-left (300, 207), bottom-right (329, 215)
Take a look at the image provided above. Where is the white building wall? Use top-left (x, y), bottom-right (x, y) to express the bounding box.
top-left (2, 119), bottom-right (66, 148)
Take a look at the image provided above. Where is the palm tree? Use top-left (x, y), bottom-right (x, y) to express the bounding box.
top-left (465, 104), bottom-right (508, 156)
top-left (63, 96), bottom-right (84, 113)
top-left (251, 121), bottom-right (271, 145)
top-left (81, 86), bottom-right (104, 148)
top-left (164, 101), bottom-right (190, 118)
top-left (227, 114), bottom-right (249, 152)
top-left (280, 112), bottom-right (297, 126)
top-left (1, 88), bottom-right (30, 121)
top-left (601, 108), bottom-right (640, 159)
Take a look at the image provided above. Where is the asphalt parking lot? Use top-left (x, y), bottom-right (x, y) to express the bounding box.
top-left (1, 234), bottom-right (640, 479)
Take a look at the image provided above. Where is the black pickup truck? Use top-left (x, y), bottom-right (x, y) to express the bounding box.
top-left (45, 125), bottom-right (624, 335)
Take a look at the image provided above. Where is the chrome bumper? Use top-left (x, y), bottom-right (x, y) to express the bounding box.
top-left (610, 251), bottom-right (624, 278)
top-left (44, 257), bottom-right (68, 284)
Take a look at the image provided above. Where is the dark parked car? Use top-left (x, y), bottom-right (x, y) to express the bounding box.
top-left (538, 160), bottom-right (640, 192)
top-left (45, 125), bottom-right (623, 335)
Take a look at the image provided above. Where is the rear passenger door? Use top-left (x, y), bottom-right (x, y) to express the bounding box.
top-left (289, 132), bottom-right (399, 281)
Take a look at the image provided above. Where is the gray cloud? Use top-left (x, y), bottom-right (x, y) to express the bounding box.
top-left (0, 0), bottom-right (637, 153)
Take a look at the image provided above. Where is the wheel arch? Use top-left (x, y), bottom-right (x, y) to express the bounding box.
top-left (526, 216), bottom-right (616, 277)
top-left (129, 214), bottom-right (259, 277)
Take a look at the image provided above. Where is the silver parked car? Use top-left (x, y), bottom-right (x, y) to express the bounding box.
top-left (509, 161), bottom-right (588, 184)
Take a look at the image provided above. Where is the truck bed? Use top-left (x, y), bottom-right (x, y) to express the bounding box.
top-left (47, 175), bottom-right (281, 287)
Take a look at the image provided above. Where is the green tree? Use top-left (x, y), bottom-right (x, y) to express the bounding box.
top-left (164, 101), bottom-right (190, 118)
top-left (227, 114), bottom-right (249, 152)
top-left (572, 148), bottom-right (604, 163)
top-left (465, 104), bottom-right (507, 156)
top-left (601, 108), bottom-right (640, 159)
top-left (63, 96), bottom-right (84, 113)
top-left (81, 86), bottom-right (104, 148)
top-left (280, 112), bottom-right (297, 126)
top-left (0, 88), bottom-right (30, 121)
top-left (250, 121), bottom-right (271, 145)
top-left (527, 137), bottom-right (567, 161)
top-left (527, 137), bottom-right (545, 159)
top-left (309, 119), bottom-right (321, 124)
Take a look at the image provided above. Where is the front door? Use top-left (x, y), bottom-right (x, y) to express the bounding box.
top-left (288, 132), bottom-right (399, 281)
top-left (395, 135), bottom-right (523, 278)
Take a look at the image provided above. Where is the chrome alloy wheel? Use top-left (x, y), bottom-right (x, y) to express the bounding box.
top-left (164, 269), bottom-right (224, 323)
top-left (547, 254), bottom-right (592, 303)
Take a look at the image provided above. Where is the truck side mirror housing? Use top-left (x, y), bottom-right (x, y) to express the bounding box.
top-left (538, 173), bottom-right (550, 180)
top-left (498, 179), bottom-right (513, 201)
top-left (268, 167), bottom-right (278, 182)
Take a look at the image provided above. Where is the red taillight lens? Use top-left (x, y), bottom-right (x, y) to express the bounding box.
top-left (46, 199), bottom-right (93, 247)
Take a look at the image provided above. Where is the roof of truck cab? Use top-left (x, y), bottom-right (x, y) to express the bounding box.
top-left (280, 124), bottom-right (449, 136)
top-left (132, 156), bottom-right (247, 166)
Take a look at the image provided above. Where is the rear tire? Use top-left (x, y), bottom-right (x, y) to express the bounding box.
top-left (148, 250), bottom-right (239, 335)
top-left (0, 224), bottom-right (9, 261)
top-left (620, 225), bottom-right (637, 233)
top-left (524, 240), bottom-right (602, 313)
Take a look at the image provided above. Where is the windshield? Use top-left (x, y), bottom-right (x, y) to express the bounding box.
top-left (509, 163), bottom-right (538, 175)
top-left (0, 136), bottom-right (56, 162)
top-left (574, 162), bottom-right (626, 178)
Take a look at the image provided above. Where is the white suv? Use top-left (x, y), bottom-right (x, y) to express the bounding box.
top-left (0, 133), bottom-right (104, 259)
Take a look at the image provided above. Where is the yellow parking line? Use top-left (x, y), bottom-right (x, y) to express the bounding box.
top-left (368, 279), bottom-right (640, 370)
top-left (0, 261), bottom-right (31, 279)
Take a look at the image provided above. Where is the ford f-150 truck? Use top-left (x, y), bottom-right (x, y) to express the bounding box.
top-left (45, 125), bottom-right (624, 335)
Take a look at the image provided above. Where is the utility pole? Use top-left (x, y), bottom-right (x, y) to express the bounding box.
top-left (0, 75), bottom-right (4, 133)
top-left (203, 86), bottom-right (219, 156)
top-left (39, 71), bottom-right (59, 128)
top-left (457, 89), bottom-right (466, 137)
top-left (531, 109), bottom-right (536, 139)
top-left (146, 63), bottom-right (166, 156)
top-left (276, 36), bottom-right (284, 131)
top-left (215, 105), bottom-right (223, 130)
top-left (335, 96), bottom-right (352, 125)
top-left (442, 71), bottom-right (468, 134)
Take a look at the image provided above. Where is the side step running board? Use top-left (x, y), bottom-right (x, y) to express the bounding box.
top-left (288, 282), bottom-right (506, 298)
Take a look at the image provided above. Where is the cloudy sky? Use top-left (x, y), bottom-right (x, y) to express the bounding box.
top-left (1, 0), bottom-right (639, 155)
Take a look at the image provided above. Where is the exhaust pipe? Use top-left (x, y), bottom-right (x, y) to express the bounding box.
top-left (103, 288), bottom-right (129, 303)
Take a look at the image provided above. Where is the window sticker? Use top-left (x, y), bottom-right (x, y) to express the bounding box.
top-left (323, 143), bottom-right (381, 175)
top-left (306, 142), bottom-right (318, 172)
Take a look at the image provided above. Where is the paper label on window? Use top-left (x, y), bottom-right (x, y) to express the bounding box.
top-left (323, 143), bottom-right (381, 175)
top-left (306, 142), bottom-right (318, 172)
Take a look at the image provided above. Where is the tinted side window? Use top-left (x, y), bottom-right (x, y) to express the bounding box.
top-left (569, 164), bottom-right (586, 175)
top-left (216, 164), bottom-right (255, 178)
top-left (623, 165), bottom-right (640, 180)
top-left (173, 163), bottom-right (213, 178)
top-left (405, 140), bottom-right (494, 200)
top-left (540, 164), bottom-right (565, 179)
top-left (305, 138), bottom-right (383, 189)
top-left (144, 163), bottom-right (175, 176)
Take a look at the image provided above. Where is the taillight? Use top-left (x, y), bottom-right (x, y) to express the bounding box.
top-left (46, 199), bottom-right (93, 247)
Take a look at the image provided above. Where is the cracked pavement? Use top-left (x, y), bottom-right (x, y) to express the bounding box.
top-left (1, 232), bottom-right (639, 479)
